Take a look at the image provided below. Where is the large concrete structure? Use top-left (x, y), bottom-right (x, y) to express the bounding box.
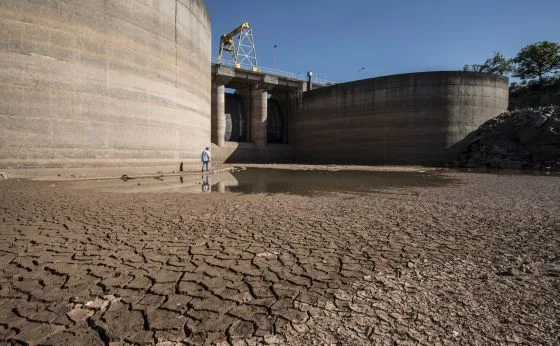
top-left (210, 64), bottom-right (310, 163)
top-left (294, 72), bottom-right (509, 164)
top-left (0, 0), bottom-right (211, 168)
top-left (0, 1), bottom-right (510, 171)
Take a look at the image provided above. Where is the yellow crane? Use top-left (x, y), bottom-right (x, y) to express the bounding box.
top-left (217, 22), bottom-right (259, 71)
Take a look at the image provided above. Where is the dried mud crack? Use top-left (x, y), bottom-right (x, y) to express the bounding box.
top-left (0, 172), bottom-right (559, 345)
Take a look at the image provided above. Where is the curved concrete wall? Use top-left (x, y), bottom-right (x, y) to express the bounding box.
top-left (295, 72), bottom-right (509, 164)
top-left (0, 0), bottom-right (211, 168)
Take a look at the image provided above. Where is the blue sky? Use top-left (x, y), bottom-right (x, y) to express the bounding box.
top-left (204, 0), bottom-right (560, 82)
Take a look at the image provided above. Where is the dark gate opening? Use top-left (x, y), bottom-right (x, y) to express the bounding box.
top-left (224, 93), bottom-right (247, 142)
top-left (267, 99), bottom-right (284, 144)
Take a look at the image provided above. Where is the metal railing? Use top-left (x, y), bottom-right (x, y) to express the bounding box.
top-left (211, 57), bottom-right (335, 85)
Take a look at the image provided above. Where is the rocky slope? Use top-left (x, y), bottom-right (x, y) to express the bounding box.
top-left (458, 106), bottom-right (560, 170)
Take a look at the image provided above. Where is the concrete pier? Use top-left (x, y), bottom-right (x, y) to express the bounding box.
top-left (251, 89), bottom-right (268, 147)
top-left (211, 84), bottom-right (226, 147)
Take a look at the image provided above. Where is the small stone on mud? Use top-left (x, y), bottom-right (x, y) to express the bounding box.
top-left (84, 295), bottom-right (119, 312)
top-left (67, 308), bottom-right (93, 322)
top-left (85, 298), bottom-right (108, 310)
top-left (292, 323), bottom-right (309, 333)
top-left (264, 334), bottom-right (282, 344)
top-left (256, 251), bottom-right (278, 258)
top-left (334, 290), bottom-right (351, 301)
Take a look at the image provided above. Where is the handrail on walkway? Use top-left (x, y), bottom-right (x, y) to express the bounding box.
top-left (211, 57), bottom-right (336, 85)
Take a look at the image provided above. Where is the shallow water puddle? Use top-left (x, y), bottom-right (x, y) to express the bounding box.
top-left (69, 168), bottom-right (458, 196)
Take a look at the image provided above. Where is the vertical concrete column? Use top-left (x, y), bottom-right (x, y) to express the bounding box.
top-left (217, 181), bottom-right (225, 193)
top-left (211, 84), bottom-right (225, 147)
top-left (251, 88), bottom-right (268, 146)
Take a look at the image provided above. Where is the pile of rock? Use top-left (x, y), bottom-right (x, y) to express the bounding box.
top-left (458, 106), bottom-right (560, 170)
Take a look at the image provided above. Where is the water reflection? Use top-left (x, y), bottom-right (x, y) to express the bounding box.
top-left (217, 168), bottom-right (457, 195)
top-left (70, 168), bottom-right (459, 196)
top-left (202, 175), bottom-right (210, 193)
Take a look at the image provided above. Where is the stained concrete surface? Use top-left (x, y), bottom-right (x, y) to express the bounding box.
top-left (0, 0), bottom-right (211, 168)
top-left (1, 169), bottom-right (559, 345)
top-left (296, 72), bottom-right (509, 165)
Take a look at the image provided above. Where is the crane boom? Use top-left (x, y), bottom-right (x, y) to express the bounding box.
top-left (217, 22), bottom-right (259, 71)
top-left (221, 22), bottom-right (251, 43)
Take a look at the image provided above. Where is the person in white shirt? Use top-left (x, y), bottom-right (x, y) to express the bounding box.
top-left (201, 147), bottom-right (211, 172)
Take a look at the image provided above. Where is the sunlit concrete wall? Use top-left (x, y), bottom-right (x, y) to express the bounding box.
top-left (0, 0), bottom-right (211, 168)
top-left (295, 72), bottom-right (509, 164)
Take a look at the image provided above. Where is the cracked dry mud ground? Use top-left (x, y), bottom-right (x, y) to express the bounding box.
top-left (1, 172), bottom-right (559, 345)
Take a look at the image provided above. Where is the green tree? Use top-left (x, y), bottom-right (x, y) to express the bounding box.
top-left (513, 41), bottom-right (560, 85)
top-left (463, 51), bottom-right (512, 76)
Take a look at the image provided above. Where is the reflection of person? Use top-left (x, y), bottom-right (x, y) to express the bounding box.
top-left (201, 147), bottom-right (211, 172)
top-left (202, 175), bottom-right (210, 193)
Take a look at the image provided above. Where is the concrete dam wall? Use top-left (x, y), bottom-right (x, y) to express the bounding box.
top-left (295, 72), bottom-right (509, 164)
top-left (0, 0), bottom-right (211, 168)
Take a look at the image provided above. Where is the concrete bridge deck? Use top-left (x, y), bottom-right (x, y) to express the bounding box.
top-left (212, 64), bottom-right (308, 92)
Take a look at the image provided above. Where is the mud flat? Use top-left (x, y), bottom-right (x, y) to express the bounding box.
top-left (0, 169), bottom-right (559, 345)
